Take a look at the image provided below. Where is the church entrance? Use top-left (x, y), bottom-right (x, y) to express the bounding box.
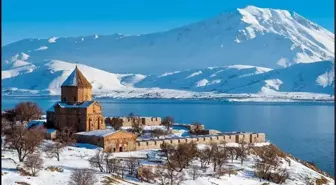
top-left (119, 147), bottom-right (123, 152)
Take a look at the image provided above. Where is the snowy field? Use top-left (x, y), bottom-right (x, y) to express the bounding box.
top-left (1, 141), bottom-right (334, 185)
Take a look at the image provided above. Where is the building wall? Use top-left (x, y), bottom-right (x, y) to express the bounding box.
top-left (103, 134), bottom-right (136, 152)
top-left (108, 117), bottom-right (162, 127)
top-left (135, 133), bottom-right (266, 151)
top-left (75, 131), bottom-right (137, 152)
top-left (86, 102), bottom-right (105, 131)
top-left (77, 87), bottom-right (92, 102)
top-left (52, 103), bottom-right (105, 132)
top-left (61, 86), bottom-right (92, 103)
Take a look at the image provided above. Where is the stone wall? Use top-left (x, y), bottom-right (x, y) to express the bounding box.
top-left (135, 132), bottom-right (266, 151)
top-left (108, 117), bottom-right (162, 127)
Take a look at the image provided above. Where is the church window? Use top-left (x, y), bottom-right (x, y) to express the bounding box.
top-left (63, 97), bottom-right (66, 101)
top-left (74, 96), bottom-right (77, 102)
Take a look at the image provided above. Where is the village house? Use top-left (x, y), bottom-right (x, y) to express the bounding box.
top-left (75, 130), bottom-right (137, 152)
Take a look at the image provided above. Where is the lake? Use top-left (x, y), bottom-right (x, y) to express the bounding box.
top-left (1, 96), bottom-right (334, 175)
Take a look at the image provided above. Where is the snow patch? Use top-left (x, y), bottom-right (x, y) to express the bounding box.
top-left (48, 37), bottom-right (58, 43)
top-left (35, 46), bottom-right (48, 51)
top-left (186, 71), bottom-right (202, 79)
top-left (196, 79), bottom-right (209, 87)
top-left (316, 70), bottom-right (334, 87)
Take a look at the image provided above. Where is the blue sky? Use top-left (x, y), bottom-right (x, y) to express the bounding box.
top-left (2, 0), bottom-right (334, 45)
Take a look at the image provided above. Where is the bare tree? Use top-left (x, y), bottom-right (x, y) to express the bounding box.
top-left (155, 165), bottom-right (183, 185)
top-left (161, 116), bottom-right (174, 131)
top-left (24, 153), bottom-right (44, 176)
top-left (236, 140), bottom-right (250, 165)
top-left (105, 117), bottom-right (123, 130)
top-left (89, 149), bottom-right (105, 172)
top-left (138, 166), bottom-right (155, 183)
top-left (227, 147), bottom-right (236, 163)
top-left (107, 158), bottom-right (120, 174)
top-left (213, 147), bottom-right (228, 171)
top-left (2, 109), bottom-right (17, 124)
top-left (5, 125), bottom-right (44, 162)
top-left (189, 165), bottom-right (201, 180)
top-left (43, 141), bottom-right (65, 161)
top-left (14, 102), bottom-right (43, 123)
top-left (57, 127), bottom-right (76, 145)
top-left (68, 168), bottom-right (97, 185)
top-left (161, 142), bottom-right (197, 172)
top-left (104, 151), bottom-right (113, 173)
top-left (116, 161), bottom-right (126, 179)
top-left (129, 114), bottom-right (144, 136)
top-left (126, 158), bottom-right (138, 175)
top-left (154, 166), bottom-right (169, 185)
top-left (255, 145), bottom-right (281, 182)
top-left (197, 148), bottom-right (210, 169)
top-left (151, 128), bottom-right (167, 138)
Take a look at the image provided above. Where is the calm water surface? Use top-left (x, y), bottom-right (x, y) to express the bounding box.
top-left (1, 96), bottom-right (334, 175)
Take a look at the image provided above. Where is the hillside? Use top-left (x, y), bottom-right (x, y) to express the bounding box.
top-left (136, 61), bottom-right (335, 94)
top-left (1, 141), bottom-right (334, 185)
top-left (2, 6), bottom-right (334, 74)
top-left (2, 60), bottom-right (334, 100)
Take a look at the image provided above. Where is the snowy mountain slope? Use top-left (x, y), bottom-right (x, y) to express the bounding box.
top-left (2, 6), bottom-right (334, 74)
top-left (2, 60), bottom-right (334, 97)
top-left (2, 60), bottom-right (128, 95)
top-left (136, 61), bottom-right (335, 94)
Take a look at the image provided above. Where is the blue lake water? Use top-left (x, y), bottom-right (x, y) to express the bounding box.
top-left (1, 96), bottom-right (334, 175)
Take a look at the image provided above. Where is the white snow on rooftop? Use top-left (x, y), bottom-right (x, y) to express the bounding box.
top-left (58, 101), bottom-right (95, 108)
top-left (75, 129), bottom-right (117, 137)
top-left (27, 119), bottom-right (46, 129)
top-left (62, 68), bottom-right (77, 86)
top-left (47, 101), bottom-right (96, 112)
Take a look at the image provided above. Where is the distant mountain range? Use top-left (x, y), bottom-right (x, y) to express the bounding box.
top-left (1, 6), bottom-right (334, 98)
top-left (2, 60), bottom-right (334, 96)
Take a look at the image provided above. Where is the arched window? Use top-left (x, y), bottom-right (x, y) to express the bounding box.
top-left (74, 96), bottom-right (77, 102)
top-left (63, 97), bottom-right (66, 102)
top-left (89, 118), bottom-right (92, 130)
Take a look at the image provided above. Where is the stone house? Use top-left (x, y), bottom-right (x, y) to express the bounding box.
top-left (75, 130), bottom-right (137, 152)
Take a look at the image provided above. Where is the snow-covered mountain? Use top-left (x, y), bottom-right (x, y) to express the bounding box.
top-left (2, 60), bottom-right (334, 98)
top-left (2, 60), bottom-right (131, 95)
top-left (136, 61), bottom-right (334, 94)
top-left (2, 6), bottom-right (334, 74)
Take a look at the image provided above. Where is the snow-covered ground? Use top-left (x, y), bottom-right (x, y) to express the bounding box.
top-left (1, 141), bottom-right (334, 185)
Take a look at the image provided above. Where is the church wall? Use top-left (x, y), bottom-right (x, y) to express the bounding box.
top-left (61, 86), bottom-right (78, 103)
top-left (77, 87), bottom-right (92, 102)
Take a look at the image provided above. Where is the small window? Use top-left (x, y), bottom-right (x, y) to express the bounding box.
top-left (74, 96), bottom-right (77, 102)
top-left (63, 97), bottom-right (66, 101)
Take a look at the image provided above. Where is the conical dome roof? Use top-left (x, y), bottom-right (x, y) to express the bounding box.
top-left (61, 66), bottom-right (92, 88)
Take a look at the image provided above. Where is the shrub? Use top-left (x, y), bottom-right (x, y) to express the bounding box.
top-left (68, 168), bottom-right (97, 185)
top-left (316, 176), bottom-right (329, 185)
top-left (24, 154), bottom-right (44, 176)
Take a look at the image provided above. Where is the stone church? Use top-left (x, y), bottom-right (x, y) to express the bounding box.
top-left (46, 66), bottom-right (105, 132)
